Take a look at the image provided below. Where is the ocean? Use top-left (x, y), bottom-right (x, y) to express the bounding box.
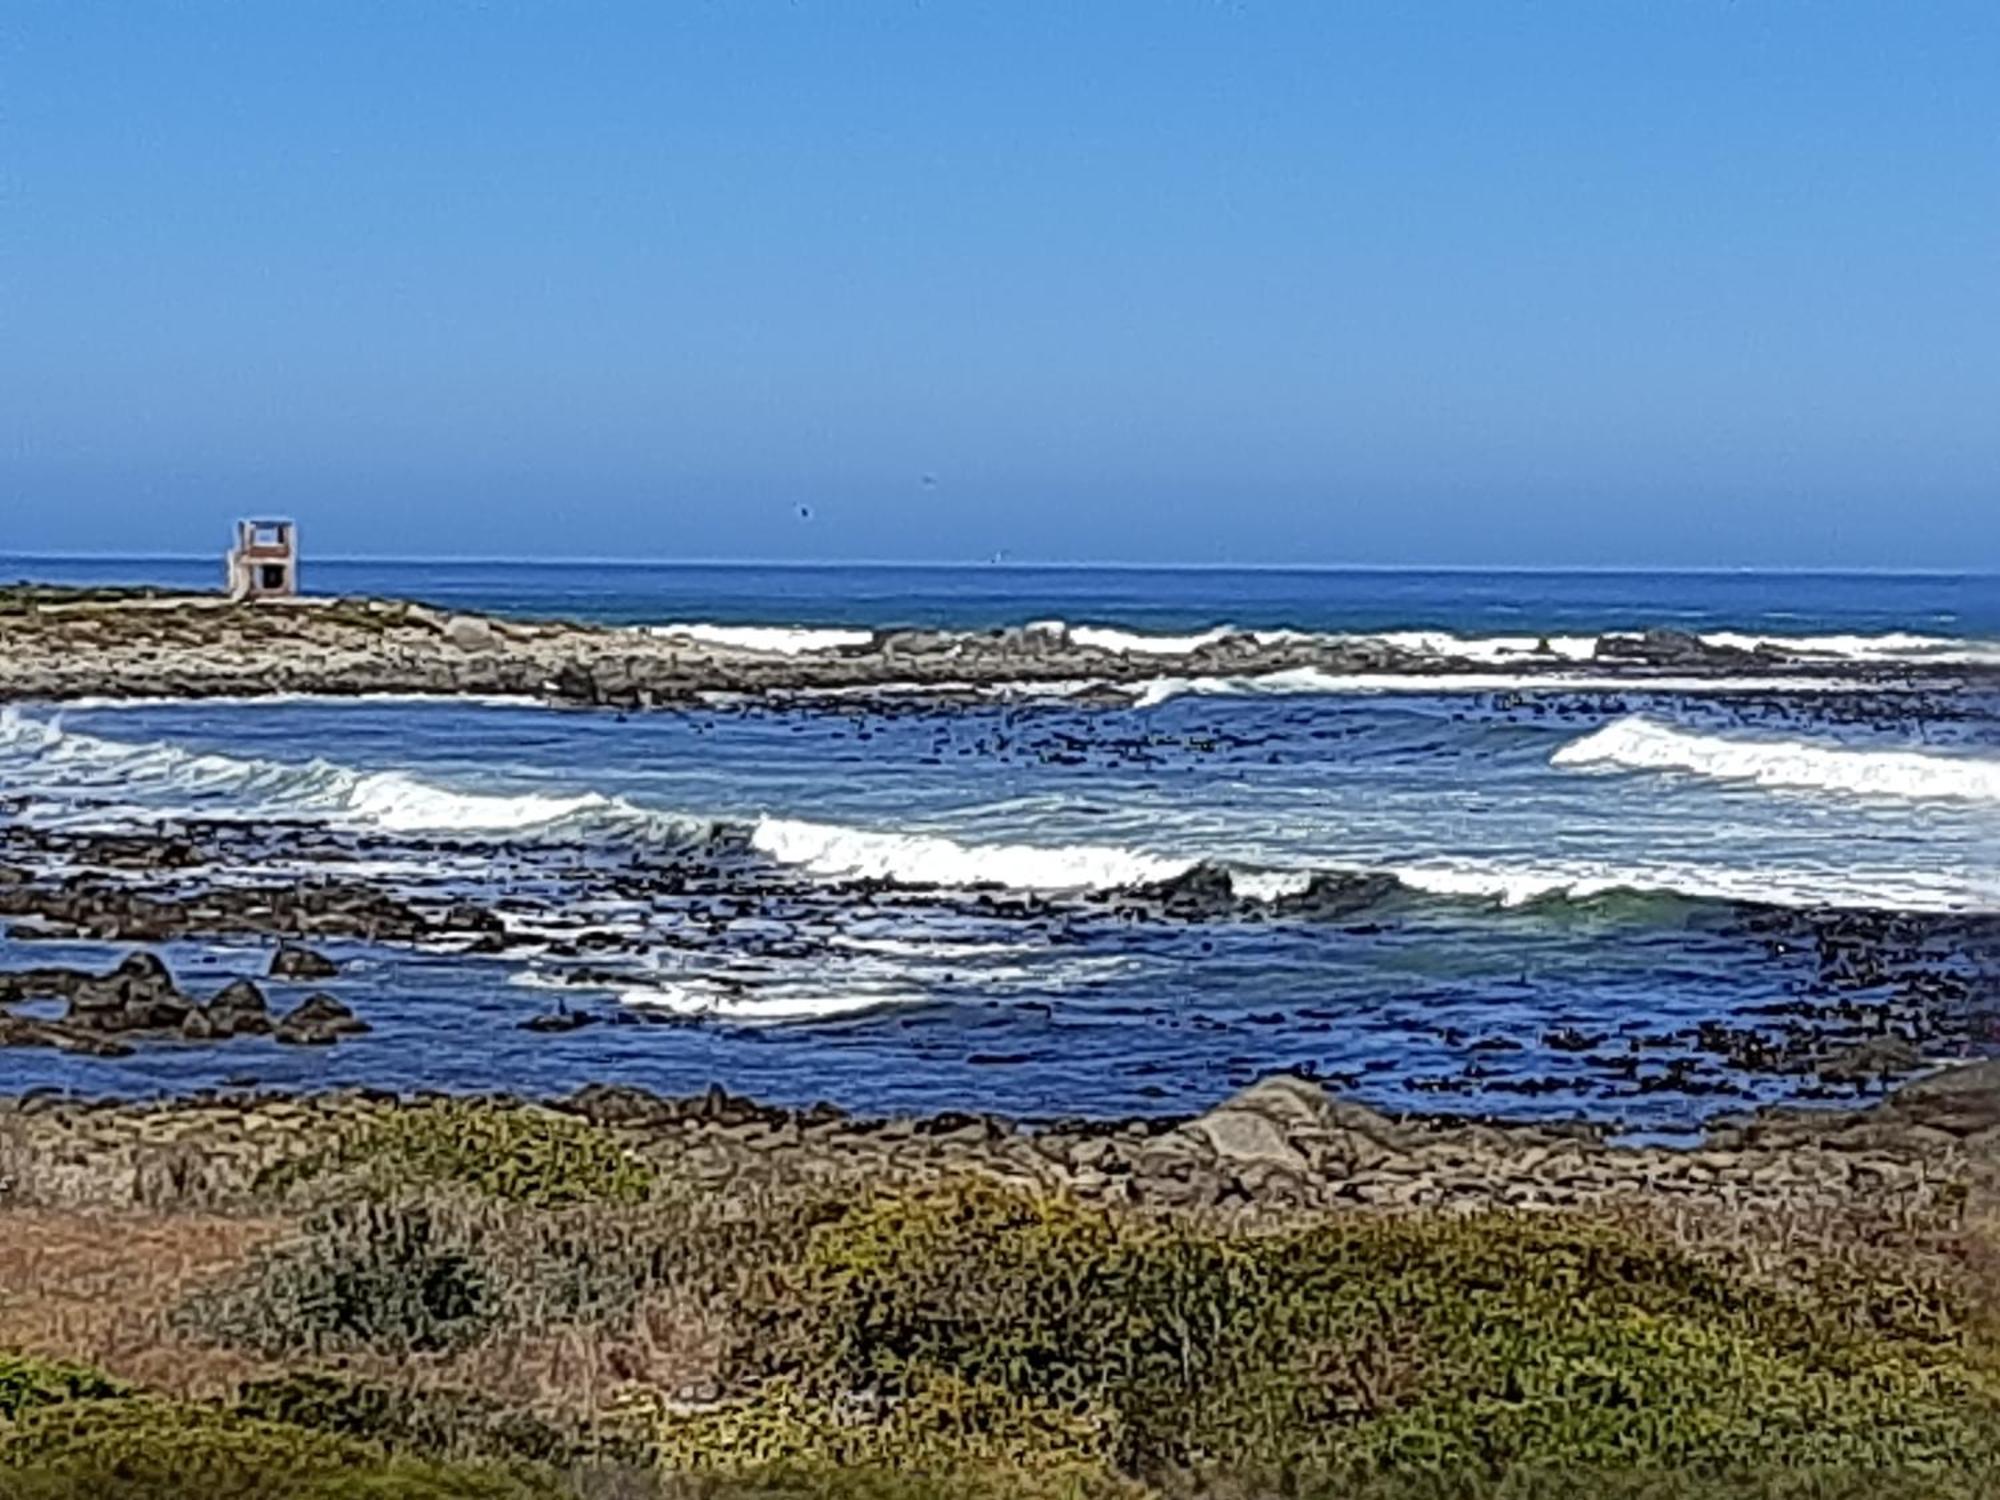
top-left (2, 558), bottom-right (1995, 1134)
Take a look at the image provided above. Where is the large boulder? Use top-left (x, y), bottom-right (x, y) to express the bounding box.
top-left (1144, 1074), bottom-right (1418, 1204)
top-left (273, 992), bottom-right (369, 1046)
top-left (205, 978), bottom-right (274, 1037)
top-left (65, 952), bottom-right (190, 1032)
top-left (1882, 1059), bottom-right (2000, 1137)
top-left (268, 943), bottom-right (338, 981)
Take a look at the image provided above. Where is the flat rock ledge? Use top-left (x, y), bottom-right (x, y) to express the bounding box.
top-left (1, 594), bottom-right (1969, 708)
top-left (1, 1062), bottom-right (1992, 1219)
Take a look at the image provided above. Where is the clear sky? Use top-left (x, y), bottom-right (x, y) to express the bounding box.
top-left (5, 3), bottom-right (1996, 567)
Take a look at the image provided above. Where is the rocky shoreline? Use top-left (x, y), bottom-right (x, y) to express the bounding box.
top-left (3, 1059), bottom-right (1995, 1221)
top-left (1, 587), bottom-right (1978, 708)
top-left (0, 814), bottom-right (1992, 1113)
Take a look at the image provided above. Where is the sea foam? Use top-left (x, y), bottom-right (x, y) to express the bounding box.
top-left (749, 815), bottom-right (1191, 890)
top-left (1552, 715), bottom-right (2000, 803)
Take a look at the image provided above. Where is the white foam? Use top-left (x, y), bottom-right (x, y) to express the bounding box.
top-left (336, 772), bottom-right (618, 834)
top-left (828, 934), bottom-right (1028, 960)
top-left (1700, 632), bottom-right (2000, 665)
top-left (617, 980), bottom-right (923, 1023)
top-left (1067, 624), bottom-right (1234, 656)
top-left (1388, 856), bottom-right (1984, 915)
top-left (648, 623), bottom-right (875, 655)
top-left (1553, 715), bottom-right (2000, 803)
top-left (750, 815), bottom-right (1191, 891)
top-left (1227, 869), bottom-right (1318, 902)
top-left (0, 709), bottom-right (688, 839)
top-left (1368, 631), bottom-right (1600, 663)
top-left (1129, 668), bottom-right (1888, 707)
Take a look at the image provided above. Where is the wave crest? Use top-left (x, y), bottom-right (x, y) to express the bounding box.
top-left (1552, 715), bottom-right (2000, 803)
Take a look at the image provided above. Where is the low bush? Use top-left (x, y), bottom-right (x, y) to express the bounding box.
top-left (178, 1200), bottom-right (495, 1357)
top-left (0, 1356), bottom-right (126, 1420)
top-left (260, 1099), bottom-right (655, 1209)
top-left (694, 1179), bottom-right (2000, 1485)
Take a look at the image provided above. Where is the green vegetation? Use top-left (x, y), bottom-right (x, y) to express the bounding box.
top-left (6, 1101), bottom-right (1997, 1498)
top-left (258, 1098), bottom-right (658, 1208)
top-left (686, 1180), bottom-right (2000, 1484)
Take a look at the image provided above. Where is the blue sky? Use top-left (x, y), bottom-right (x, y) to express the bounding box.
top-left (5, 3), bottom-right (1996, 567)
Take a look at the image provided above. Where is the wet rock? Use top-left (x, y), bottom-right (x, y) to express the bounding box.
top-left (1593, 628), bottom-right (1757, 667)
top-left (0, 1013), bottom-right (135, 1057)
top-left (1880, 1059), bottom-right (2000, 1136)
top-left (206, 978), bottom-right (274, 1038)
top-left (274, 993), bottom-right (370, 1046)
top-left (1817, 1035), bottom-right (1922, 1084)
top-left (269, 943), bottom-right (338, 981)
top-left (66, 952), bottom-right (191, 1033)
top-left (520, 1010), bottom-right (600, 1033)
top-left (1269, 872), bottom-right (1402, 920)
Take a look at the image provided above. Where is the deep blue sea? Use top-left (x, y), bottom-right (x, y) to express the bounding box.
top-left (2, 558), bottom-right (1994, 1133)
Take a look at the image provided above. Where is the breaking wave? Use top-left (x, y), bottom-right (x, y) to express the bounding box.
top-left (2, 709), bottom-right (1987, 915)
top-left (636, 618), bottom-right (1999, 666)
top-left (1553, 715), bottom-right (2000, 804)
top-left (749, 815), bottom-right (1189, 890)
top-left (0, 709), bottom-right (690, 840)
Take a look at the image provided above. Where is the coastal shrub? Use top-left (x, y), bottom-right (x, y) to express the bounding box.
top-left (234, 1373), bottom-right (594, 1467)
top-left (259, 1099), bottom-right (656, 1209)
top-left (0, 1398), bottom-right (561, 1498)
top-left (648, 1467), bottom-right (2000, 1500)
top-left (179, 1200), bottom-right (495, 1357)
top-left (0, 1355), bottom-right (126, 1419)
top-left (707, 1180), bottom-right (2000, 1484)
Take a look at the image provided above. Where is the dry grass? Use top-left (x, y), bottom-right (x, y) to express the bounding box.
top-left (0, 1209), bottom-right (289, 1399)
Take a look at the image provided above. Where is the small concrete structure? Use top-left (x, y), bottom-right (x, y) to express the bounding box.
top-left (225, 519), bottom-right (299, 600)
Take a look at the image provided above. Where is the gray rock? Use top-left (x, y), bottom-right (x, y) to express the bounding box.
top-left (273, 992), bottom-right (369, 1046)
top-left (268, 943), bottom-right (338, 981)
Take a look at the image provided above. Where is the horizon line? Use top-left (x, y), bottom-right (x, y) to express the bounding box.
top-left (0, 552), bottom-right (1991, 580)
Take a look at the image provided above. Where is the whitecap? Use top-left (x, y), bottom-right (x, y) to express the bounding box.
top-left (749, 815), bottom-right (1192, 891)
top-left (647, 623), bottom-right (875, 655)
top-left (1552, 715), bottom-right (2000, 803)
top-left (616, 980), bottom-right (924, 1024)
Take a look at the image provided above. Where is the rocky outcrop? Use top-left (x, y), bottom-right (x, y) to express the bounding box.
top-left (274, 993), bottom-right (370, 1046)
top-left (269, 944), bottom-right (339, 981)
top-left (0, 1066), bottom-right (1987, 1217)
top-left (0, 955), bottom-right (363, 1053)
top-left (0, 594), bottom-right (1948, 710)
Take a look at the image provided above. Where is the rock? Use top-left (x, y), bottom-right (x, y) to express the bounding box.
top-left (1593, 628), bottom-right (1753, 667)
top-left (66, 952), bottom-right (191, 1032)
top-left (1121, 862), bottom-right (1241, 920)
top-left (520, 1010), bottom-right (599, 1033)
top-left (206, 978), bottom-right (273, 1037)
top-left (273, 993), bottom-right (369, 1046)
top-left (1269, 872), bottom-right (1401, 920)
top-left (443, 615), bottom-right (502, 652)
top-left (1883, 1059), bottom-right (2000, 1136)
top-left (268, 944), bottom-right (338, 981)
top-left (1817, 1036), bottom-right (1922, 1084)
top-left (0, 1013), bottom-right (135, 1057)
top-left (563, 1084), bottom-right (677, 1127)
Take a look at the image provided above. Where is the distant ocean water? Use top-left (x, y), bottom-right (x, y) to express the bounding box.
top-left (11, 554), bottom-right (1999, 638)
top-left (1, 558), bottom-right (1994, 1130)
